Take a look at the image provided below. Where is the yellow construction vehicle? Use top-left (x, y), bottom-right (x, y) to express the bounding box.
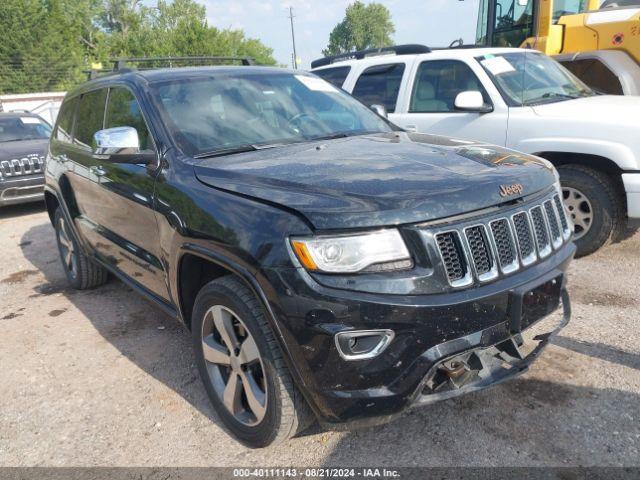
top-left (473, 0), bottom-right (640, 94)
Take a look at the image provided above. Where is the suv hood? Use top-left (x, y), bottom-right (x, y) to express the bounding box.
top-left (531, 95), bottom-right (640, 125)
top-left (193, 132), bottom-right (556, 230)
top-left (0, 138), bottom-right (48, 163)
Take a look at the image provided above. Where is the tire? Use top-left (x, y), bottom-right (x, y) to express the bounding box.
top-left (54, 207), bottom-right (109, 289)
top-left (557, 165), bottom-right (624, 257)
top-left (192, 276), bottom-right (313, 448)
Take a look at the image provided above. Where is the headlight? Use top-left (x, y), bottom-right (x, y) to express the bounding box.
top-left (290, 229), bottom-right (411, 273)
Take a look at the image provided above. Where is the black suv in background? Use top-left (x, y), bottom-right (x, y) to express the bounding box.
top-left (0, 112), bottom-right (51, 206)
top-left (45, 59), bottom-right (575, 448)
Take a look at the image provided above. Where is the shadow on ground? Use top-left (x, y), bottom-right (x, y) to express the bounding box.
top-left (15, 220), bottom-right (640, 465)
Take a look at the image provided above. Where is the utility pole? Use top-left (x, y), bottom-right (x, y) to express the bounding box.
top-left (288, 6), bottom-right (298, 69)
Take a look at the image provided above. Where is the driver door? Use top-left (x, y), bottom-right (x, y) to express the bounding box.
top-left (392, 59), bottom-right (509, 146)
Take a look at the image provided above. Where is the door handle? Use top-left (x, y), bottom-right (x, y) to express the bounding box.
top-left (90, 165), bottom-right (106, 177)
top-left (404, 125), bottom-right (418, 132)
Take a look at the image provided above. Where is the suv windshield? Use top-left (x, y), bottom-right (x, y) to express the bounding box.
top-left (476, 52), bottom-right (594, 106)
top-left (150, 71), bottom-right (392, 157)
top-left (0, 116), bottom-right (51, 143)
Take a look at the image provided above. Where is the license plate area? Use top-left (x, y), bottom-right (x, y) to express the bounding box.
top-left (509, 274), bottom-right (563, 333)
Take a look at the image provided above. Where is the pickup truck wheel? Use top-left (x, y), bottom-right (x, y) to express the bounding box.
top-left (192, 276), bottom-right (313, 448)
top-left (54, 207), bottom-right (109, 289)
top-left (557, 165), bottom-right (624, 257)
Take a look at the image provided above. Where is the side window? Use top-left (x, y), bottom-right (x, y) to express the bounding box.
top-left (105, 87), bottom-right (153, 151)
top-left (74, 89), bottom-right (107, 149)
top-left (560, 59), bottom-right (624, 95)
top-left (313, 66), bottom-right (351, 88)
top-left (352, 63), bottom-right (405, 113)
top-left (410, 60), bottom-right (488, 113)
top-left (55, 97), bottom-right (78, 143)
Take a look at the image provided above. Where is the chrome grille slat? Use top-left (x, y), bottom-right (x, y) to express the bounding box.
top-left (530, 206), bottom-right (551, 258)
top-left (553, 194), bottom-right (572, 239)
top-left (433, 192), bottom-right (568, 288)
top-left (435, 231), bottom-right (472, 287)
top-left (489, 218), bottom-right (519, 274)
top-left (544, 200), bottom-right (563, 249)
top-left (464, 225), bottom-right (494, 277)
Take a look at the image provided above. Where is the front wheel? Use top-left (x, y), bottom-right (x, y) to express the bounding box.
top-left (192, 276), bottom-right (313, 448)
top-left (557, 165), bottom-right (624, 257)
top-left (54, 207), bottom-right (109, 289)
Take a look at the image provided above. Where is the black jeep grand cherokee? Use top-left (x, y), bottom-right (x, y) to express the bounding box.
top-left (44, 63), bottom-right (574, 448)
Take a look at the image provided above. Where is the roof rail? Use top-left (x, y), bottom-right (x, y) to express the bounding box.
top-left (86, 55), bottom-right (256, 80)
top-left (311, 44), bottom-right (431, 69)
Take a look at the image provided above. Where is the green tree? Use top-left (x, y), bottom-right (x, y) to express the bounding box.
top-left (323, 1), bottom-right (395, 56)
top-left (0, 0), bottom-right (276, 95)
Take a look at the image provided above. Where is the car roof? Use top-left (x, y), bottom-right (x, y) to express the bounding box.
top-left (67, 65), bottom-right (302, 97)
top-left (311, 47), bottom-right (530, 71)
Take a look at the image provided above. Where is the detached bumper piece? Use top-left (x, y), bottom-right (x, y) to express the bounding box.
top-left (415, 289), bottom-right (571, 405)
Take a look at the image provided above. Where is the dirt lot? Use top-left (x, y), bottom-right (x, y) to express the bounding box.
top-left (0, 202), bottom-right (639, 467)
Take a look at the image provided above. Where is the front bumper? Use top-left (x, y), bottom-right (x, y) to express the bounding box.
top-left (0, 175), bottom-right (45, 206)
top-left (265, 242), bottom-right (575, 425)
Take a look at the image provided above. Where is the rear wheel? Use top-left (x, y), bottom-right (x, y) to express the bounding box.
top-left (192, 276), bottom-right (313, 448)
top-left (557, 165), bottom-right (624, 257)
top-left (54, 208), bottom-right (109, 289)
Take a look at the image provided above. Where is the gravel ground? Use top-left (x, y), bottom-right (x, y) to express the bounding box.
top-left (0, 202), bottom-right (638, 467)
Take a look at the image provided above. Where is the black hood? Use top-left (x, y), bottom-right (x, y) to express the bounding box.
top-left (193, 132), bottom-right (556, 230)
top-left (0, 139), bottom-right (48, 162)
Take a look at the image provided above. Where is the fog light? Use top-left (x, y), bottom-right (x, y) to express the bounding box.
top-left (334, 329), bottom-right (395, 361)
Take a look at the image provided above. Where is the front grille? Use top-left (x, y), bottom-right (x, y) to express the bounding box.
top-left (465, 226), bottom-right (493, 277)
top-left (432, 191), bottom-right (569, 288)
top-left (436, 232), bottom-right (467, 284)
top-left (0, 155), bottom-right (45, 178)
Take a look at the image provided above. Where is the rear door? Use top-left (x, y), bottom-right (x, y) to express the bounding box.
top-left (68, 85), bottom-right (169, 301)
top-left (392, 58), bottom-right (509, 145)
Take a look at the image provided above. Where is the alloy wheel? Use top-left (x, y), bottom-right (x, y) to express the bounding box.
top-left (57, 216), bottom-right (77, 278)
top-left (563, 186), bottom-right (593, 240)
top-left (201, 305), bottom-right (267, 426)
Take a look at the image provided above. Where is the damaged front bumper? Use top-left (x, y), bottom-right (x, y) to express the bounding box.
top-left (414, 289), bottom-right (571, 406)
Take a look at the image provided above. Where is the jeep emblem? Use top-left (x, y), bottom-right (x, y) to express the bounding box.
top-left (499, 183), bottom-right (524, 197)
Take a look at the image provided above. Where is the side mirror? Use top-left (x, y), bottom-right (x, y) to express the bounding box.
top-left (454, 91), bottom-right (493, 113)
top-left (93, 126), bottom-right (155, 164)
top-left (370, 104), bottom-right (388, 118)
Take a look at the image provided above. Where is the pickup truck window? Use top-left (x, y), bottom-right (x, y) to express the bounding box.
top-left (476, 52), bottom-right (594, 107)
top-left (352, 63), bottom-right (405, 113)
top-left (313, 66), bottom-right (351, 88)
top-left (151, 72), bottom-right (391, 157)
top-left (74, 89), bottom-right (107, 149)
top-left (410, 60), bottom-right (488, 113)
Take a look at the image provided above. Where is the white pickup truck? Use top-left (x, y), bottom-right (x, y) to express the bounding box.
top-left (311, 45), bottom-right (640, 256)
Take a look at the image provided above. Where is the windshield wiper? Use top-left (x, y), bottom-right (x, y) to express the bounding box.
top-left (525, 92), bottom-right (580, 105)
top-left (194, 142), bottom-right (293, 159)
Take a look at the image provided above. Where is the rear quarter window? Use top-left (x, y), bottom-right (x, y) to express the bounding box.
top-left (352, 63), bottom-right (406, 113)
top-left (55, 97), bottom-right (78, 143)
top-left (313, 66), bottom-right (351, 88)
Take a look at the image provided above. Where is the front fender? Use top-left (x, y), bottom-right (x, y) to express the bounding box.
top-left (512, 137), bottom-right (638, 171)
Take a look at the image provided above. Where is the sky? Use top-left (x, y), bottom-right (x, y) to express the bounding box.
top-left (198, 0), bottom-right (481, 69)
